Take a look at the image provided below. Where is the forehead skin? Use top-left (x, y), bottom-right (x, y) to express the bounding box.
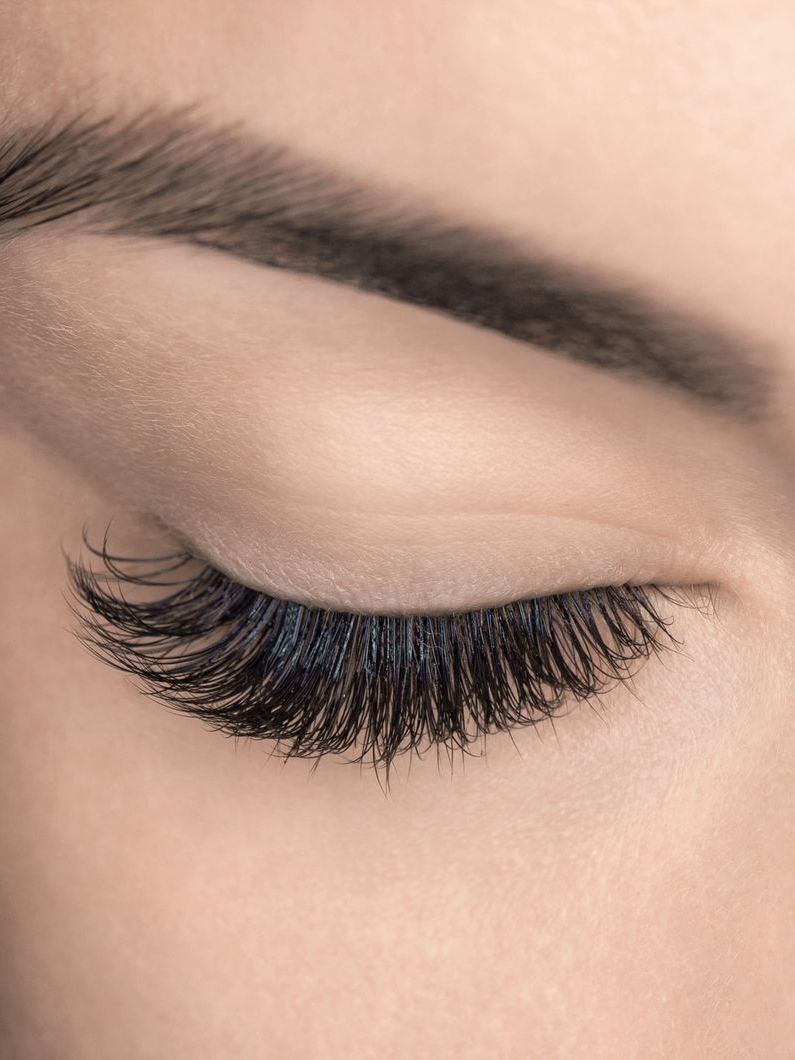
top-left (1, 3), bottom-right (795, 1059)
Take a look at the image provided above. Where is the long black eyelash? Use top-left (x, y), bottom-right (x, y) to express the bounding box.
top-left (65, 534), bottom-right (680, 770)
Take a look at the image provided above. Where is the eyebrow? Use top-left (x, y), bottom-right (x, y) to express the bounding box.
top-left (0, 107), bottom-right (768, 413)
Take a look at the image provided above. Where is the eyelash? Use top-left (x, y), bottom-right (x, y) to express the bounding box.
top-left (65, 533), bottom-right (683, 772)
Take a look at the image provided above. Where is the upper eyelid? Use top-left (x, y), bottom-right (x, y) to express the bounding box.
top-left (73, 532), bottom-right (651, 620)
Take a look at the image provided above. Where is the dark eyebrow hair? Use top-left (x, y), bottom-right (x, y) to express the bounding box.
top-left (0, 107), bottom-right (768, 413)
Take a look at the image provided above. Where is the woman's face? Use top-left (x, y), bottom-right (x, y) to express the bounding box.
top-left (1, 3), bottom-right (794, 1056)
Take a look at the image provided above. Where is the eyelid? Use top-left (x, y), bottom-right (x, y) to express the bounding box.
top-left (65, 532), bottom-right (694, 773)
top-left (170, 507), bottom-right (704, 616)
top-left (3, 231), bottom-right (742, 615)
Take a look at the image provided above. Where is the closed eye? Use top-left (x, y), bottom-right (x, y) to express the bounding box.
top-left (64, 530), bottom-right (693, 774)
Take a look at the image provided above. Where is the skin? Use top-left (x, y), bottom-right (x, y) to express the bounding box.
top-left (1, 1), bottom-right (794, 1057)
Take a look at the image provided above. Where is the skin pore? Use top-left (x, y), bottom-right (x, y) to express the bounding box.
top-left (1, 2), bottom-right (795, 1057)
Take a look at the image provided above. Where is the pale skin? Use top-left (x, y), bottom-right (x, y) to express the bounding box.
top-left (1, 2), bottom-right (794, 1058)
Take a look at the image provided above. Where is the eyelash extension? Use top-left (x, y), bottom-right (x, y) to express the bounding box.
top-left (65, 534), bottom-right (681, 771)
